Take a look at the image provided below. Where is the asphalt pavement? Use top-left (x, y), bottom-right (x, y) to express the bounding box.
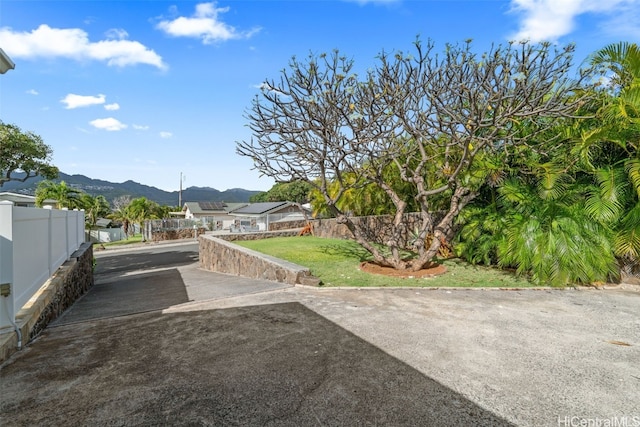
top-left (1, 241), bottom-right (639, 426)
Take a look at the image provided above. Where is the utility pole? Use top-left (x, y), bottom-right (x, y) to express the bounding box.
top-left (178, 172), bottom-right (185, 208)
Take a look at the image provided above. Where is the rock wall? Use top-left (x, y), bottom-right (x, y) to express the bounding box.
top-left (150, 227), bottom-right (207, 242)
top-left (199, 235), bottom-right (321, 286)
top-left (216, 229), bottom-right (301, 242)
top-left (26, 242), bottom-right (94, 339)
top-left (269, 219), bottom-right (308, 231)
top-left (0, 242), bottom-right (94, 364)
top-left (311, 213), bottom-right (426, 244)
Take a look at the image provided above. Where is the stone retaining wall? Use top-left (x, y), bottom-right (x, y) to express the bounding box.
top-left (269, 219), bottom-right (308, 231)
top-left (0, 242), bottom-right (94, 364)
top-left (199, 234), bottom-right (321, 286)
top-left (150, 227), bottom-right (207, 242)
top-left (216, 229), bottom-right (301, 242)
top-left (311, 213), bottom-right (425, 243)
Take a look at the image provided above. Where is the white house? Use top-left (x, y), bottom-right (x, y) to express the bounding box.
top-left (0, 192), bottom-right (56, 208)
top-left (228, 201), bottom-right (310, 231)
top-left (181, 201), bottom-right (248, 220)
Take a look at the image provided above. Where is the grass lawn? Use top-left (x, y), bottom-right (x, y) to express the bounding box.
top-left (94, 234), bottom-right (144, 248)
top-left (236, 236), bottom-right (536, 288)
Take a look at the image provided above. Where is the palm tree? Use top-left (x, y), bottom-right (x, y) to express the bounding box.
top-left (590, 42), bottom-right (640, 91)
top-left (80, 194), bottom-right (111, 229)
top-left (584, 42), bottom-right (640, 266)
top-left (456, 167), bottom-right (620, 286)
top-left (35, 180), bottom-right (83, 209)
top-left (127, 197), bottom-right (161, 242)
top-left (455, 42), bottom-right (640, 285)
top-left (109, 205), bottom-right (133, 238)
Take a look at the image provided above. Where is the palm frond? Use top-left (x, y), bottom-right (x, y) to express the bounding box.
top-left (626, 158), bottom-right (640, 198)
top-left (537, 162), bottom-right (570, 201)
top-left (614, 203), bottom-right (640, 258)
top-left (585, 167), bottom-right (627, 223)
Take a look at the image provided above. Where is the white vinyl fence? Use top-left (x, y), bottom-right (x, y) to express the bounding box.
top-left (88, 227), bottom-right (126, 243)
top-left (0, 201), bottom-right (85, 331)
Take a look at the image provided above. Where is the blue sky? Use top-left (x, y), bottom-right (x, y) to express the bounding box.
top-left (1, 0), bottom-right (639, 193)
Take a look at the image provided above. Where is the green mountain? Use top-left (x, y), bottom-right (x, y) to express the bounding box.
top-left (0, 172), bottom-right (260, 206)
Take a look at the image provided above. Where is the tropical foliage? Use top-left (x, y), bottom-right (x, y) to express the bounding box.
top-left (0, 121), bottom-right (59, 187)
top-left (455, 41), bottom-right (640, 286)
top-left (124, 197), bottom-right (166, 241)
top-left (81, 194), bottom-right (111, 229)
top-left (35, 180), bottom-right (83, 209)
top-left (250, 180), bottom-right (313, 204)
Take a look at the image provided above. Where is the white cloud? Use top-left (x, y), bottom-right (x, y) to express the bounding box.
top-left (508, 0), bottom-right (639, 42)
top-left (26, 89), bottom-right (38, 95)
top-left (599, 3), bottom-right (640, 39)
top-left (104, 103), bottom-right (120, 111)
top-left (105, 28), bottom-right (128, 40)
top-left (89, 117), bottom-right (127, 131)
top-left (0, 24), bottom-right (167, 69)
top-left (156, 2), bottom-right (260, 44)
top-left (159, 131), bottom-right (173, 138)
top-left (61, 93), bottom-right (106, 109)
top-left (133, 124), bottom-right (150, 130)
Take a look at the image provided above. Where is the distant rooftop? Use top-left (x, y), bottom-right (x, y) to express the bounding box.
top-left (197, 201), bottom-right (226, 211)
top-left (230, 201), bottom-right (291, 215)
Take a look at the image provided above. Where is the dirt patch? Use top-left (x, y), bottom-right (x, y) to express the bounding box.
top-left (359, 261), bottom-right (447, 278)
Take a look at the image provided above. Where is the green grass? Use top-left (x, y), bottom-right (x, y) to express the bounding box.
top-left (236, 236), bottom-right (536, 288)
top-left (94, 234), bottom-right (144, 248)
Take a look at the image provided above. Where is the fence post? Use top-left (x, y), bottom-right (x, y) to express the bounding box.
top-left (0, 201), bottom-right (15, 330)
top-left (79, 210), bottom-right (85, 246)
top-left (47, 206), bottom-right (54, 277)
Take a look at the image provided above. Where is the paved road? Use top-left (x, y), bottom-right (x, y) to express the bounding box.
top-left (1, 242), bottom-right (639, 426)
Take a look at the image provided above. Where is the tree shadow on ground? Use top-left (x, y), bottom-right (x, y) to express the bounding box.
top-left (320, 243), bottom-right (373, 262)
top-left (2, 302), bottom-right (515, 426)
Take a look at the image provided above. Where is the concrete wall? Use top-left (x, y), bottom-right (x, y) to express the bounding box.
top-left (199, 234), bottom-right (321, 286)
top-left (0, 242), bottom-right (94, 364)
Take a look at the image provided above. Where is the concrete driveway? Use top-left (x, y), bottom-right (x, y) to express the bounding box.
top-left (1, 242), bottom-right (639, 426)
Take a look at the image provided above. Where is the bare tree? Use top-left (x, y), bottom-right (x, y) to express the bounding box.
top-left (111, 195), bottom-right (133, 212)
top-left (237, 39), bottom-right (593, 271)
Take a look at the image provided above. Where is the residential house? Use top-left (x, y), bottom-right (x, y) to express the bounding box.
top-left (0, 192), bottom-right (56, 208)
top-left (228, 201), bottom-right (309, 231)
top-left (181, 201), bottom-right (248, 230)
top-left (88, 218), bottom-right (126, 243)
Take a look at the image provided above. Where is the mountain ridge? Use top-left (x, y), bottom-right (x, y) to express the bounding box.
top-left (0, 172), bottom-right (261, 206)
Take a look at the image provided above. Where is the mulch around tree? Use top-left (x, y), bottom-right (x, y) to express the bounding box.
top-left (359, 261), bottom-right (447, 278)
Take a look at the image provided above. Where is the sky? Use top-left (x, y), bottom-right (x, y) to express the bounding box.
top-left (1, 0), bottom-right (639, 193)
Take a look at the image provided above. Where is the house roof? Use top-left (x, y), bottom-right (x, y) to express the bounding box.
top-left (224, 203), bottom-right (249, 212)
top-left (183, 201), bottom-right (227, 215)
top-left (230, 201), bottom-right (293, 215)
top-left (197, 201), bottom-right (225, 211)
top-left (95, 218), bottom-right (113, 227)
top-left (0, 192), bottom-right (56, 205)
top-left (0, 192), bottom-right (36, 203)
top-left (182, 201), bottom-right (249, 215)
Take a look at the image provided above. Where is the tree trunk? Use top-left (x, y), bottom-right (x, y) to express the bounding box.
top-left (409, 186), bottom-right (476, 271)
